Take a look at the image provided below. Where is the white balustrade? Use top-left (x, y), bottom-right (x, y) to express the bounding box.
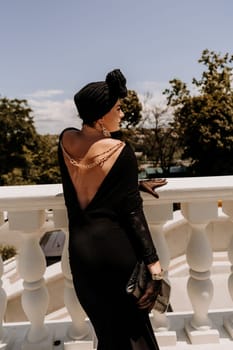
top-left (7, 210), bottom-right (52, 349)
top-left (144, 199), bottom-right (177, 346)
top-left (222, 200), bottom-right (233, 338)
top-left (181, 202), bottom-right (219, 344)
top-left (0, 212), bottom-right (4, 226)
top-left (0, 255), bottom-right (7, 346)
top-left (0, 212), bottom-right (7, 349)
top-left (0, 177), bottom-right (233, 348)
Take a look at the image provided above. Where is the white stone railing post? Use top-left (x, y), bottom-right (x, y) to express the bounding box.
top-left (0, 255), bottom-right (7, 347)
top-left (143, 200), bottom-right (177, 347)
top-left (222, 200), bottom-right (233, 338)
top-left (0, 213), bottom-right (4, 226)
top-left (53, 209), bottom-right (93, 346)
top-left (0, 212), bottom-right (7, 348)
top-left (8, 210), bottom-right (52, 350)
top-left (181, 202), bottom-right (219, 344)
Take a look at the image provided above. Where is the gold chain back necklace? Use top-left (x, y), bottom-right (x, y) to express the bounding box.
top-left (60, 141), bottom-right (124, 169)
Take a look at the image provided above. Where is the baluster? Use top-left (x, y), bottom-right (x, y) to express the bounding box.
top-left (0, 212), bottom-right (4, 226)
top-left (0, 255), bottom-right (7, 347)
top-left (182, 202), bottom-right (219, 344)
top-left (8, 210), bottom-right (52, 350)
top-left (143, 200), bottom-right (177, 347)
top-left (222, 200), bottom-right (233, 338)
top-left (53, 209), bottom-right (93, 346)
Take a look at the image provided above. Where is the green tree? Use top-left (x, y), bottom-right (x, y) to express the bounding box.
top-left (120, 90), bottom-right (143, 128)
top-left (137, 94), bottom-right (181, 173)
top-left (32, 134), bottom-right (61, 184)
top-left (0, 97), bottom-right (61, 185)
top-left (0, 97), bottom-right (40, 185)
top-left (164, 49), bottom-right (233, 175)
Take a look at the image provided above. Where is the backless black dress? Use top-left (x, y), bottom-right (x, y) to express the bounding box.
top-left (58, 128), bottom-right (160, 350)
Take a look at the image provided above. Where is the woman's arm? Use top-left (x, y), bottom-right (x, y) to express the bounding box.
top-left (122, 144), bottom-right (162, 276)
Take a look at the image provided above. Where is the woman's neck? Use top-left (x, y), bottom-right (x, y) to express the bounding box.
top-left (81, 124), bottom-right (104, 140)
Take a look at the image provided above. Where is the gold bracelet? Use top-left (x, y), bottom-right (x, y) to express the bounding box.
top-left (151, 270), bottom-right (164, 280)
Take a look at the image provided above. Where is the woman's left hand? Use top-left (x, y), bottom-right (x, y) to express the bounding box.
top-left (137, 279), bottom-right (161, 312)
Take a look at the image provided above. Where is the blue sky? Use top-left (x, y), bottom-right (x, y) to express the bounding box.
top-left (1, 0), bottom-right (233, 134)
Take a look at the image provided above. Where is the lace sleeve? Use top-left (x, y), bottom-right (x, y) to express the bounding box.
top-left (121, 144), bottom-right (159, 265)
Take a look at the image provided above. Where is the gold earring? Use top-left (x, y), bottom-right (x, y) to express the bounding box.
top-left (100, 122), bottom-right (111, 137)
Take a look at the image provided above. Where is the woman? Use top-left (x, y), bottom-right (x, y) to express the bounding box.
top-left (58, 69), bottom-right (162, 350)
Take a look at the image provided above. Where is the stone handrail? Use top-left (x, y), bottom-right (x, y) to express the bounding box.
top-left (0, 176), bottom-right (233, 348)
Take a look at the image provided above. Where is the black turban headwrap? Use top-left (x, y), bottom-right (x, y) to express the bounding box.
top-left (74, 69), bottom-right (127, 124)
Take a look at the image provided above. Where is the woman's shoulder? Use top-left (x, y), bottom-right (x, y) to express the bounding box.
top-left (59, 127), bottom-right (80, 141)
top-left (87, 138), bottom-right (125, 159)
top-left (95, 137), bottom-right (125, 148)
top-left (122, 141), bottom-right (136, 155)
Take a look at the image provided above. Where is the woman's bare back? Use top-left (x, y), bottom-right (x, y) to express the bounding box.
top-left (60, 129), bottom-right (125, 209)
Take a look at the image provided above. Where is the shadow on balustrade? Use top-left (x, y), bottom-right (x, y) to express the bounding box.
top-left (40, 230), bottom-right (65, 266)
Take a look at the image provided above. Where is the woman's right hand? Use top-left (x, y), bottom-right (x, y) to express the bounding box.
top-left (137, 279), bottom-right (162, 312)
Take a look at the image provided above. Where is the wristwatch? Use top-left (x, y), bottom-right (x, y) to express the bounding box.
top-left (152, 270), bottom-right (164, 280)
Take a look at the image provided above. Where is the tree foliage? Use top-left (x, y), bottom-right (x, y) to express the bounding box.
top-left (164, 49), bottom-right (233, 175)
top-left (0, 98), bottom-right (39, 184)
top-left (135, 94), bottom-right (181, 173)
top-left (29, 134), bottom-right (61, 184)
top-left (121, 90), bottom-right (143, 128)
top-left (0, 97), bottom-right (61, 185)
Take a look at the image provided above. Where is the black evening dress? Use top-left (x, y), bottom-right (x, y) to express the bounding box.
top-left (58, 128), bottom-right (160, 350)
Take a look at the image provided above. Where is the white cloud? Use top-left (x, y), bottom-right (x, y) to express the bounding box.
top-left (136, 80), bottom-right (169, 93)
top-left (28, 95), bottom-right (82, 135)
top-left (26, 89), bottom-right (64, 99)
top-left (134, 79), bottom-right (168, 92)
top-left (132, 80), bottom-right (169, 107)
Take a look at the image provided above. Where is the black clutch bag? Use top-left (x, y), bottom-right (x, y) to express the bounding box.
top-left (153, 278), bottom-right (171, 313)
top-left (126, 261), bottom-right (171, 313)
top-left (126, 261), bottom-right (150, 300)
